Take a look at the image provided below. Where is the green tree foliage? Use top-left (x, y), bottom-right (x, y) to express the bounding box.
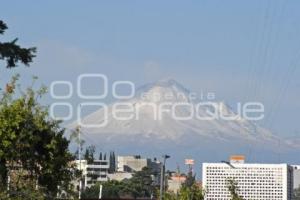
top-left (84, 145), bottom-right (95, 164)
top-left (0, 179), bottom-right (46, 200)
top-left (82, 167), bottom-right (158, 199)
top-left (129, 166), bottom-right (157, 198)
top-left (70, 126), bottom-right (85, 160)
top-left (163, 191), bottom-right (177, 200)
top-left (0, 75), bottom-right (78, 199)
top-left (175, 171), bottom-right (204, 200)
top-left (183, 171), bottom-right (196, 188)
top-left (227, 179), bottom-right (244, 200)
top-left (81, 167), bottom-right (205, 200)
top-left (164, 183), bottom-right (204, 200)
top-left (0, 20), bottom-right (36, 68)
top-left (109, 151), bottom-right (116, 173)
top-left (294, 186), bottom-right (300, 200)
top-left (178, 183), bottom-right (204, 200)
top-left (82, 181), bottom-right (134, 199)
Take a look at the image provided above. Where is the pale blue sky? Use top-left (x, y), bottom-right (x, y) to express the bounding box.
top-left (1, 0), bottom-right (300, 137)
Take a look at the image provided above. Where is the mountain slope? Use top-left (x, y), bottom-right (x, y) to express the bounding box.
top-left (68, 79), bottom-right (299, 167)
top-left (73, 79), bottom-right (276, 143)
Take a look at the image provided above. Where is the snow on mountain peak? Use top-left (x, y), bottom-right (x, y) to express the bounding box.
top-left (70, 78), bottom-right (281, 145)
top-left (67, 79), bottom-right (299, 164)
top-left (134, 79), bottom-right (191, 103)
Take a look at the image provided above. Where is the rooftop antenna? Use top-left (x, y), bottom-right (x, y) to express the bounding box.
top-left (176, 163), bottom-right (180, 175)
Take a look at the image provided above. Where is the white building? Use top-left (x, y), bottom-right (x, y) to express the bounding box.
top-left (202, 157), bottom-right (293, 200)
top-left (167, 174), bottom-right (186, 193)
top-left (75, 159), bottom-right (109, 188)
top-left (292, 165), bottom-right (300, 189)
top-left (108, 172), bottom-right (133, 181)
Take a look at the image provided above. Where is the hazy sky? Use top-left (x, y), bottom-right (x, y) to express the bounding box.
top-left (1, 0), bottom-right (300, 137)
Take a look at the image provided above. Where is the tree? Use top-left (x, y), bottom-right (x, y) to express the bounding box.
top-left (294, 185), bottom-right (300, 200)
top-left (0, 179), bottom-right (46, 200)
top-left (177, 183), bottom-right (204, 200)
top-left (129, 166), bottom-right (158, 198)
top-left (70, 126), bottom-right (85, 160)
top-left (163, 183), bottom-right (204, 200)
top-left (0, 20), bottom-right (36, 68)
top-left (163, 191), bottom-right (177, 200)
top-left (183, 170), bottom-right (196, 188)
top-left (227, 179), bottom-right (244, 200)
top-left (84, 145), bottom-right (95, 164)
top-left (81, 182), bottom-right (102, 199)
top-left (0, 75), bottom-right (78, 199)
top-left (102, 180), bottom-right (135, 199)
top-left (99, 152), bottom-right (103, 160)
top-left (81, 181), bottom-right (133, 199)
top-left (109, 151), bottom-right (116, 173)
top-left (81, 167), bottom-right (159, 199)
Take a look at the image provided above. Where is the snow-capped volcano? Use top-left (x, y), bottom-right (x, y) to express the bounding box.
top-left (72, 79), bottom-right (277, 144)
top-left (69, 78), bottom-right (300, 166)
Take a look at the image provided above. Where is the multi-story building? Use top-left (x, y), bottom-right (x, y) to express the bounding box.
top-left (75, 159), bottom-right (109, 188)
top-left (107, 172), bottom-right (133, 181)
top-left (74, 155), bottom-right (161, 188)
top-left (292, 165), bottom-right (300, 189)
top-left (117, 155), bottom-right (160, 173)
top-left (202, 156), bottom-right (293, 200)
top-left (115, 155), bottom-right (161, 184)
top-left (167, 172), bottom-right (187, 193)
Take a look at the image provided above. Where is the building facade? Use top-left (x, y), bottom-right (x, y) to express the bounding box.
top-left (117, 155), bottom-right (160, 173)
top-left (292, 165), bottom-right (300, 189)
top-left (167, 173), bottom-right (187, 193)
top-left (75, 159), bottom-right (109, 188)
top-left (203, 162), bottom-right (293, 200)
top-left (107, 172), bottom-right (133, 181)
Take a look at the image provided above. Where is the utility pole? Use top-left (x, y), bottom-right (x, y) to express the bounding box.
top-left (7, 172), bottom-right (10, 191)
top-left (160, 155), bottom-right (170, 200)
top-left (78, 126), bottom-right (82, 200)
top-left (99, 184), bottom-right (103, 199)
top-left (159, 161), bottom-right (164, 200)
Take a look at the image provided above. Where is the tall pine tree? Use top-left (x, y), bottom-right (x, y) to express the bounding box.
top-left (0, 20), bottom-right (36, 68)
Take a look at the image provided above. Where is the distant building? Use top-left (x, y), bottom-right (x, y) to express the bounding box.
top-left (108, 172), bottom-right (133, 181)
top-left (75, 159), bottom-right (109, 188)
top-left (117, 155), bottom-right (160, 173)
top-left (229, 155), bottom-right (245, 164)
top-left (202, 156), bottom-right (293, 200)
top-left (74, 155), bottom-right (160, 188)
top-left (167, 172), bottom-right (186, 193)
top-left (292, 165), bottom-right (300, 189)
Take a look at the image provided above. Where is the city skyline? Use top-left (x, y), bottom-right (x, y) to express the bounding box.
top-left (1, 1), bottom-right (300, 199)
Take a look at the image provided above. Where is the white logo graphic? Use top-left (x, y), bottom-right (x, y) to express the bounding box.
top-left (50, 74), bottom-right (265, 127)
